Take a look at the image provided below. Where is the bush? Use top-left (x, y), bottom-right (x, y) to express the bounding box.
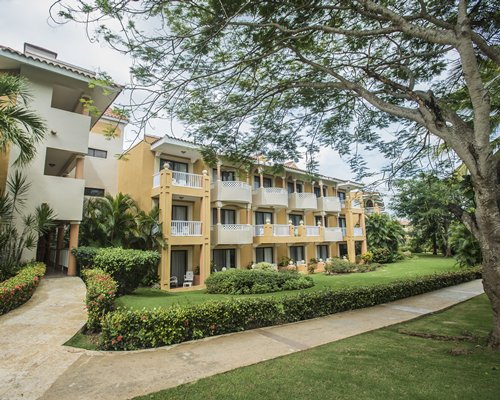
top-left (205, 269), bottom-right (314, 294)
top-left (361, 252), bottom-right (373, 264)
top-left (93, 248), bottom-right (161, 295)
top-left (371, 248), bottom-right (399, 263)
top-left (71, 246), bottom-right (99, 269)
top-left (252, 262), bottom-right (276, 271)
top-left (81, 268), bottom-right (118, 332)
top-left (324, 258), bottom-right (358, 274)
top-left (0, 263), bottom-right (45, 315)
top-left (99, 268), bottom-right (481, 350)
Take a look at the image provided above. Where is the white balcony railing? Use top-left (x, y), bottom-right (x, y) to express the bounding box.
top-left (341, 227), bottom-right (347, 237)
top-left (323, 227), bottom-right (343, 242)
top-left (211, 180), bottom-right (252, 203)
top-left (365, 207), bottom-right (375, 214)
top-left (354, 227), bottom-right (363, 236)
top-left (340, 199), bottom-right (346, 208)
top-left (254, 225), bottom-right (265, 236)
top-left (212, 224), bottom-right (253, 245)
top-left (288, 192), bottom-right (317, 210)
top-left (273, 224), bottom-right (291, 236)
top-left (172, 171), bottom-right (203, 188)
top-left (305, 225), bottom-right (320, 236)
top-left (171, 221), bottom-right (202, 236)
top-left (252, 187), bottom-right (288, 208)
top-left (153, 172), bottom-right (160, 188)
top-left (352, 200), bottom-right (362, 209)
top-left (318, 196), bottom-right (341, 212)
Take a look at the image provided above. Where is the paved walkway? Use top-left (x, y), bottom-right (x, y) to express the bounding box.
top-left (0, 279), bottom-right (484, 400)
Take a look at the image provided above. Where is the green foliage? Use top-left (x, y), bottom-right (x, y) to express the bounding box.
top-left (81, 268), bottom-right (117, 332)
top-left (325, 258), bottom-right (380, 274)
top-left (93, 248), bottom-right (161, 295)
top-left (205, 269), bottom-right (314, 295)
top-left (366, 213), bottom-right (405, 253)
top-left (0, 172), bottom-right (56, 280)
top-left (71, 246), bottom-right (99, 269)
top-left (0, 262), bottom-right (45, 315)
top-left (99, 268), bottom-right (481, 350)
top-left (449, 222), bottom-right (482, 267)
top-left (371, 248), bottom-right (398, 264)
top-left (252, 262), bottom-right (276, 271)
top-left (361, 252), bottom-right (374, 264)
top-left (0, 74), bottom-right (46, 165)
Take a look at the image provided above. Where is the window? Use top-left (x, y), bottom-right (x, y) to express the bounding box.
top-left (338, 243), bottom-right (348, 258)
top-left (338, 191), bottom-right (346, 200)
top-left (160, 159), bottom-right (188, 172)
top-left (338, 216), bottom-right (346, 228)
top-left (255, 211), bottom-right (273, 225)
top-left (254, 176), bottom-right (272, 189)
top-left (84, 187), bottom-right (104, 197)
top-left (212, 208), bottom-right (236, 224)
top-left (315, 215), bottom-right (327, 227)
top-left (314, 186), bottom-right (328, 198)
top-left (87, 148), bottom-right (107, 158)
top-left (213, 249), bottom-right (236, 269)
top-left (317, 245), bottom-right (329, 260)
top-left (287, 182), bottom-right (303, 193)
top-left (172, 205), bottom-right (188, 221)
top-left (288, 214), bottom-right (302, 226)
top-left (289, 246), bottom-right (305, 263)
top-left (256, 247), bottom-right (273, 263)
top-left (213, 169), bottom-right (236, 181)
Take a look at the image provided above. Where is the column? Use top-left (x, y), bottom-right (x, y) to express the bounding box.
top-left (75, 156), bottom-right (85, 179)
top-left (54, 225), bottom-right (65, 270)
top-left (216, 161), bottom-right (222, 181)
top-left (246, 205), bottom-right (251, 224)
top-left (293, 179), bottom-right (297, 192)
top-left (67, 222), bottom-right (79, 276)
top-left (282, 176), bottom-right (286, 189)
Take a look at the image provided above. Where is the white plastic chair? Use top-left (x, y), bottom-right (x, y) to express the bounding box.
top-left (183, 271), bottom-right (194, 287)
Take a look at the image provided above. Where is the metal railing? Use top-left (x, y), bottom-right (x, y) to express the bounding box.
top-left (254, 225), bottom-right (265, 236)
top-left (152, 172), bottom-right (160, 188)
top-left (341, 227), bottom-right (347, 236)
top-left (172, 171), bottom-right (203, 188)
top-left (305, 225), bottom-right (320, 236)
top-left (171, 221), bottom-right (202, 236)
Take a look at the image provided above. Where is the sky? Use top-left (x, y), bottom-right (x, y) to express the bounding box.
top-left (0, 0), bottom-right (392, 199)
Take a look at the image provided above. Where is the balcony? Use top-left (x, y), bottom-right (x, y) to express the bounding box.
top-left (171, 221), bottom-right (202, 236)
top-left (288, 192), bottom-right (318, 210)
top-left (354, 227), bottom-right (364, 236)
top-left (365, 207), bottom-right (375, 215)
top-left (211, 181), bottom-right (252, 203)
top-left (40, 175), bottom-right (85, 221)
top-left (45, 107), bottom-right (91, 154)
top-left (317, 196), bottom-right (341, 213)
top-left (351, 199), bottom-right (362, 209)
top-left (172, 171), bottom-right (203, 188)
top-left (304, 225), bottom-right (320, 237)
top-left (153, 172), bottom-right (160, 188)
top-left (323, 227), bottom-right (343, 242)
top-left (212, 224), bottom-right (253, 245)
top-left (252, 187), bottom-right (288, 208)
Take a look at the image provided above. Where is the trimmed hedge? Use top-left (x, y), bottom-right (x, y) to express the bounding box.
top-left (71, 246), bottom-right (99, 269)
top-left (99, 268), bottom-right (481, 350)
top-left (205, 269), bottom-right (314, 294)
top-left (82, 268), bottom-right (118, 332)
top-left (324, 258), bottom-right (382, 274)
top-left (93, 248), bottom-right (161, 295)
top-left (0, 263), bottom-right (46, 315)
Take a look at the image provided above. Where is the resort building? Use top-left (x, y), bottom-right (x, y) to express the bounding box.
top-left (0, 43), bottom-right (121, 274)
top-left (118, 135), bottom-right (368, 290)
top-left (363, 192), bottom-right (386, 215)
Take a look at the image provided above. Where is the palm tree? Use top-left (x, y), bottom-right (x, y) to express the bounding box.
top-left (130, 206), bottom-right (166, 250)
top-left (366, 213), bottom-right (405, 253)
top-left (0, 74), bottom-right (46, 165)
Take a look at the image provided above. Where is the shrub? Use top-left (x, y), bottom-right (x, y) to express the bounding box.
top-left (371, 248), bottom-right (398, 263)
top-left (402, 250), bottom-right (413, 259)
top-left (308, 258), bottom-right (318, 274)
top-left (0, 263), bottom-right (45, 315)
top-left (99, 268), bottom-right (481, 350)
top-left (252, 262), bottom-right (276, 271)
top-left (205, 269), bottom-right (314, 294)
top-left (81, 268), bottom-right (118, 332)
top-left (93, 248), bottom-right (161, 294)
top-left (361, 251), bottom-right (373, 264)
top-left (71, 246), bottom-right (99, 270)
top-left (324, 258), bottom-right (358, 274)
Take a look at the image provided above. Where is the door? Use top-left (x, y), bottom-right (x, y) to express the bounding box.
top-left (255, 211), bottom-right (273, 225)
top-left (172, 205), bottom-right (188, 221)
top-left (171, 250), bottom-right (187, 285)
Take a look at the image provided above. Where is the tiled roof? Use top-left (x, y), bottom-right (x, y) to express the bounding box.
top-left (103, 107), bottom-right (129, 121)
top-left (0, 44), bottom-right (97, 79)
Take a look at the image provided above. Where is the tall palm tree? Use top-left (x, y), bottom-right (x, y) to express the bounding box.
top-left (0, 74), bottom-right (46, 165)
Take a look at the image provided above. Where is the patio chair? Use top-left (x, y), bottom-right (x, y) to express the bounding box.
top-left (170, 276), bottom-right (178, 288)
top-left (183, 271), bottom-right (194, 287)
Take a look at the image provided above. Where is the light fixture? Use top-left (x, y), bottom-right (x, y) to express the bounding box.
top-left (181, 150), bottom-right (187, 154)
top-left (49, 163), bottom-right (55, 167)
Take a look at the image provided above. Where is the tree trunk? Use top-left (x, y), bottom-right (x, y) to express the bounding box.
top-left (481, 246), bottom-right (500, 349)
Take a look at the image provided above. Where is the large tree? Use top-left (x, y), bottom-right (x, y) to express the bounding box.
top-left (53, 1), bottom-right (500, 346)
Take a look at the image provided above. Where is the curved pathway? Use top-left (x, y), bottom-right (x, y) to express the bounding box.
top-left (0, 278), bottom-right (484, 400)
top-left (0, 276), bottom-right (87, 400)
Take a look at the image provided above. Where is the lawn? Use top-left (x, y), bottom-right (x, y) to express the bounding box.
top-left (116, 254), bottom-right (461, 310)
top-left (134, 294), bottom-right (499, 400)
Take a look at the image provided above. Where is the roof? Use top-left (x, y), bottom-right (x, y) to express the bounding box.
top-left (102, 107), bottom-right (129, 122)
top-left (0, 44), bottom-right (96, 79)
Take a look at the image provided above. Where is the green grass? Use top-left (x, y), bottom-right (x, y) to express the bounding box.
top-left (134, 294), bottom-right (500, 400)
top-left (116, 254), bottom-right (460, 310)
top-left (64, 329), bottom-right (100, 351)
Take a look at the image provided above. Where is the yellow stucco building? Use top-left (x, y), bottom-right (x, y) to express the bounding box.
top-left (119, 135), bottom-right (368, 291)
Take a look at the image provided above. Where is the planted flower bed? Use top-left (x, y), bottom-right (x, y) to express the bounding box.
top-left (0, 263), bottom-right (46, 315)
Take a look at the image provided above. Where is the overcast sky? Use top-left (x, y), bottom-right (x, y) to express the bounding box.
top-left (0, 0), bottom-right (393, 195)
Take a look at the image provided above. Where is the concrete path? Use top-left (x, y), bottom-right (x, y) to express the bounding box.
top-left (0, 276), bottom-right (87, 400)
top-left (0, 279), bottom-right (484, 400)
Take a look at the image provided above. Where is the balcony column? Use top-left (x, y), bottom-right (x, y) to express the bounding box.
top-left (282, 176), bottom-right (286, 189)
top-left (260, 173), bottom-right (264, 188)
top-left (216, 161), bottom-right (222, 181)
top-left (216, 201), bottom-right (222, 224)
top-left (67, 222), bottom-right (79, 276)
top-left (293, 179), bottom-right (297, 193)
top-left (75, 156), bottom-right (85, 179)
top-left (319, 180), bottom-right (324, 198)
top-left (246, 204), bottom-right (251, 224)
top-left (321, 212), bottom-right (326, 228)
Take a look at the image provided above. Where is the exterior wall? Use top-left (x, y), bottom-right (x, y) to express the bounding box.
top-left (85, 118), bottom-right (126, 196)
